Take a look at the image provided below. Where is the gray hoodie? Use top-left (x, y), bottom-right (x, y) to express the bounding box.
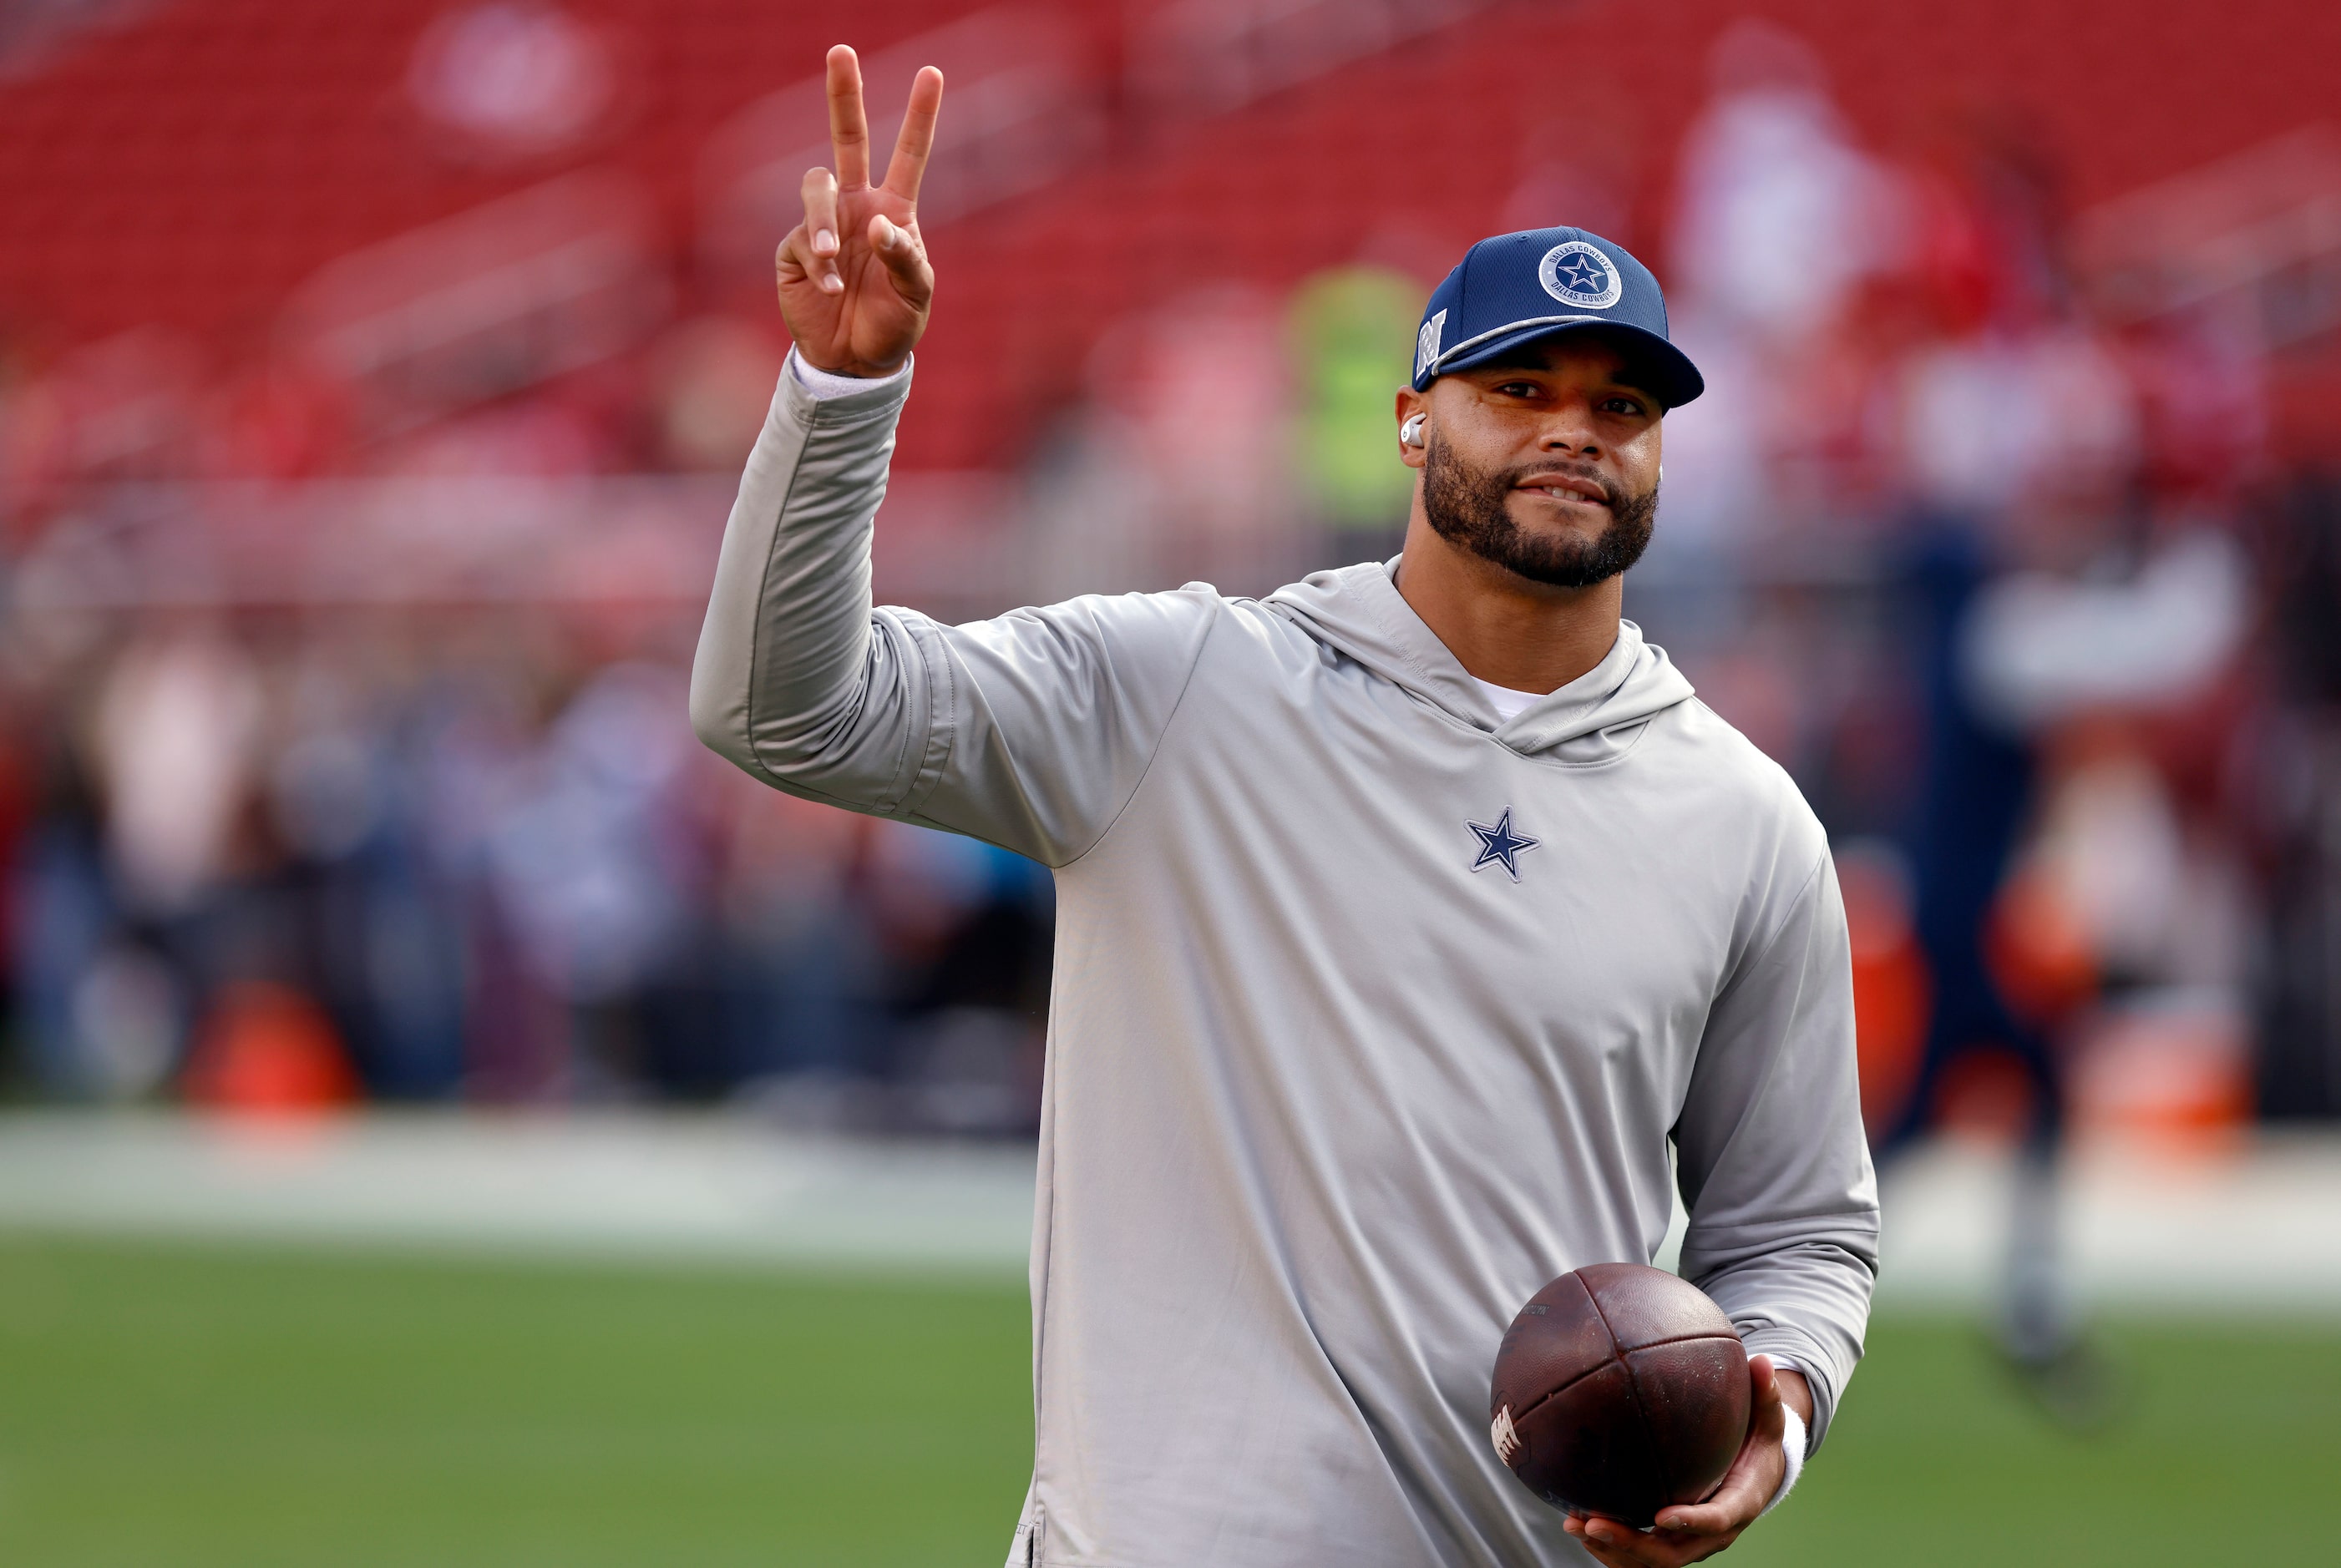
top-left (692, 364), bottom-right (1878, 1568)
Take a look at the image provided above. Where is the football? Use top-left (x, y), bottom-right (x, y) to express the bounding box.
top-left (1488, 1262), bottom-right (1751, 1528)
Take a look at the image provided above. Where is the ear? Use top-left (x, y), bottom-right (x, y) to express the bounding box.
top-left (1395, 386), bottom-right (1430, 470)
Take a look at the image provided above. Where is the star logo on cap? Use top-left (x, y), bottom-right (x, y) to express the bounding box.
top-left (1467, 807), bottom-right (1542, 883)
top-left (1537, 239), bottom-right (1624, 310)
top-left (1557, 253), bottom-right (1607, 294)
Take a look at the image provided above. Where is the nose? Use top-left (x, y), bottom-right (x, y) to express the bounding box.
top-left (1538, 395), bottom-right (1602, 458)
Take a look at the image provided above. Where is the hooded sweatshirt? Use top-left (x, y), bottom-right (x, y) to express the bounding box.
top-left (691, 362), bottom-right (1878, 1568)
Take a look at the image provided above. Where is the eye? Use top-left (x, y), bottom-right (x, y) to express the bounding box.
top-left (1493, 380), bottom-right (1543, 399)
top-left (1602, 395), bottom-right (1649, 417)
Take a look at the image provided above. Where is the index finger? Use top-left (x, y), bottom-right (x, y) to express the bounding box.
top-left (825, 44), bottom-right (871, 190)
top-left (1653, 1478), bottom-right (1762, 1540)
top-left (881, 65), bottom-right (945, 202)
top-left (1568, 1515), bottom-right (1690, 1568)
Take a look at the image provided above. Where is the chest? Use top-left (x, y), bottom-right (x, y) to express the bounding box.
top-left (1126, 667), bottom-right (1748, 1066)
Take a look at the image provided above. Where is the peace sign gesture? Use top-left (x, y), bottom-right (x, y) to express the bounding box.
top-left (774, 47), bottom-right (945, 378)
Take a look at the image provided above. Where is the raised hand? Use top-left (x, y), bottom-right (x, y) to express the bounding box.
top-left (774, 46), bottom-right (944, 377)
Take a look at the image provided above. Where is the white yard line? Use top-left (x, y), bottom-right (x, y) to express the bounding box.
top-left (0, 1113), bottom-right (2336, 1313)
top-left (1873, 1136), bottom-right (2341, 1315)
top-left (0, 1110), bottom-right (1036, 1276)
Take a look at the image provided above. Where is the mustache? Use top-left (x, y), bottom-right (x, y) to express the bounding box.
top-left (1421, 437), bottom-right (1659, 589)
top-left (1502, 461), bottom-right (1628, 508)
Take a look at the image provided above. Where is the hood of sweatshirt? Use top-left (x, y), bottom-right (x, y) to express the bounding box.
top-left (1264, 559), bottom-right (1696, 761)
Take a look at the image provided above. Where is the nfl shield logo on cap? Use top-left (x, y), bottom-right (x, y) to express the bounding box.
top-left (1411, 226), bottom-right (1704, 407)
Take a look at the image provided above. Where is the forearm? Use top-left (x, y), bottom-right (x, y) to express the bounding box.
top-left (1675, 847), bottom-right (1878, 1452)
top-left (1685, 1235), bottom-right (1872, 1449)
top-left (688, 352), bottom-right (914, 790)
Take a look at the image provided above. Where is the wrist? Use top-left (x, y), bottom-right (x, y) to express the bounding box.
top-left (793, 346), bottom-right (910, 380)
top-left (1771, 1367), bottom-right (1813, 1429)
top-left (788, 346), bottom-right (912, 399)
top-left (1762, 1401), bottom-right (1807, 1516)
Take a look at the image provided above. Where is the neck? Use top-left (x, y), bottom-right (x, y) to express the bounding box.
top-left (1392, 513), bottom-right (1624, 694)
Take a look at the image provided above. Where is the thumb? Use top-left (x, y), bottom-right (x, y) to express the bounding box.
top-left (868, 214), bottom-right (933, 303)
top-left (1749, 1354), bottom-right (1786, 1428)
top-left (1651, 1354), bottom-right (1785, 1534)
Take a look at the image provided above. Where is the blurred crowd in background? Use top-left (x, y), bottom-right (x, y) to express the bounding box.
top-left (3, 0), bottom-right (2339, 1147)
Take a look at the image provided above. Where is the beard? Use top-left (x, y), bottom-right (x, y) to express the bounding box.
top-left (1420, 433), bottom-right (1658, 589)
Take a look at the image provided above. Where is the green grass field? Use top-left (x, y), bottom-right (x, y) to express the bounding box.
top-left (1, 1234), bottom-right (2333, 1566)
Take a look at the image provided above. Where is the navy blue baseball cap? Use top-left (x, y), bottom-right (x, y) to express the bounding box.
top-left (1410, 226), bottom-right (1703, 407)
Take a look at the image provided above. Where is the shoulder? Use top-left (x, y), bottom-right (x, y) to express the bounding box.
top-left (1658, 699), bottom-right (1807, 797)
top-left (1001, 584), bottom-right (1325, 667)
top-left (930, 582), bottom-right (1228, 660)
top-left (1649, 696), bottom-right (1817, 810)
top-left (1644, 695), bottom-right (1830, 896)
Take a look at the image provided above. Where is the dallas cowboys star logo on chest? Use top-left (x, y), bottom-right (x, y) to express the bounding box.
top-left (1467, 807), bottom-right (1541, 883)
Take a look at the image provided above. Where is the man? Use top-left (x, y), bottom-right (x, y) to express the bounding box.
top-left (692, 48), bottom-right (1877, 1568)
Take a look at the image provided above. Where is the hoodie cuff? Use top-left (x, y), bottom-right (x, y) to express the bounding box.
top-left (788, 346), bottom-right (913, 400)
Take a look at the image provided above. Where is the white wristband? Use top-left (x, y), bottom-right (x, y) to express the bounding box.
top-left (1761, 1401), bottom-right (1806, 1516)
top-left (787, 346), bottom-right (911, 400)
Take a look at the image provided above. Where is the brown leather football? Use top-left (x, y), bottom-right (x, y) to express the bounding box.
top-left (1488, 1262), bottom-right (1751, 1528)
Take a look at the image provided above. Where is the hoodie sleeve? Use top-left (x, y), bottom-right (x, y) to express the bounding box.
top-left (1672, 847), bottom-right (1879, 1454)
top-left (689, 364), bottom-right (1215, 867)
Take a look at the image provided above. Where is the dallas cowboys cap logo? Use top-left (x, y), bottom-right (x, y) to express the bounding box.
top-left (1537, 240), bottom-right (1623, 311)
top-left (1467, 807), bottom-right (1541, 882)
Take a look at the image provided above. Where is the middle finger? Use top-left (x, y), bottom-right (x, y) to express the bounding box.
top-left (825, 44), bottom-right (871, 190)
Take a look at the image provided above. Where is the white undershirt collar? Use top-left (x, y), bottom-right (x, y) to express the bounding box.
top-left (1470, 676), bottom-right (1544, 724)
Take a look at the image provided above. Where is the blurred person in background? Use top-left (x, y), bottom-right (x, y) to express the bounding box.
top-left (266, 631), bottom-right (469, 1100)
top-left (1649, 24), bottom-right (2278, 1426)
top-left (1659, 21), bottom-right (1911, 564)
top-left (2256, 469), bottom-right (2341, 1120)
top-left (1871, 104), bottom-right (2251, 1419)
top-left (716, 775), bottom-right (878, 1102)
top-left (1872, 103), bottom-right (2118, 1406)
top-left (1289, 262), bottom-right (1426, 559)
top-left (1025, 283), bottom-right (1299, 602)
top-left (481, 658), bottom-right (711, 1097)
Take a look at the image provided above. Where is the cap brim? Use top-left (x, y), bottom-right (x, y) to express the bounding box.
top-left (1417, 317), bottom-right (1704, 407)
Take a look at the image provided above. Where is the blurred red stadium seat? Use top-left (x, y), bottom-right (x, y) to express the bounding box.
top-left (2, 0), bottom-right (2334, 473)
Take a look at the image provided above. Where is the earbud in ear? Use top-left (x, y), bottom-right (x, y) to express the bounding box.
top-left (1401, 413), bottom-right (1426, 448)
